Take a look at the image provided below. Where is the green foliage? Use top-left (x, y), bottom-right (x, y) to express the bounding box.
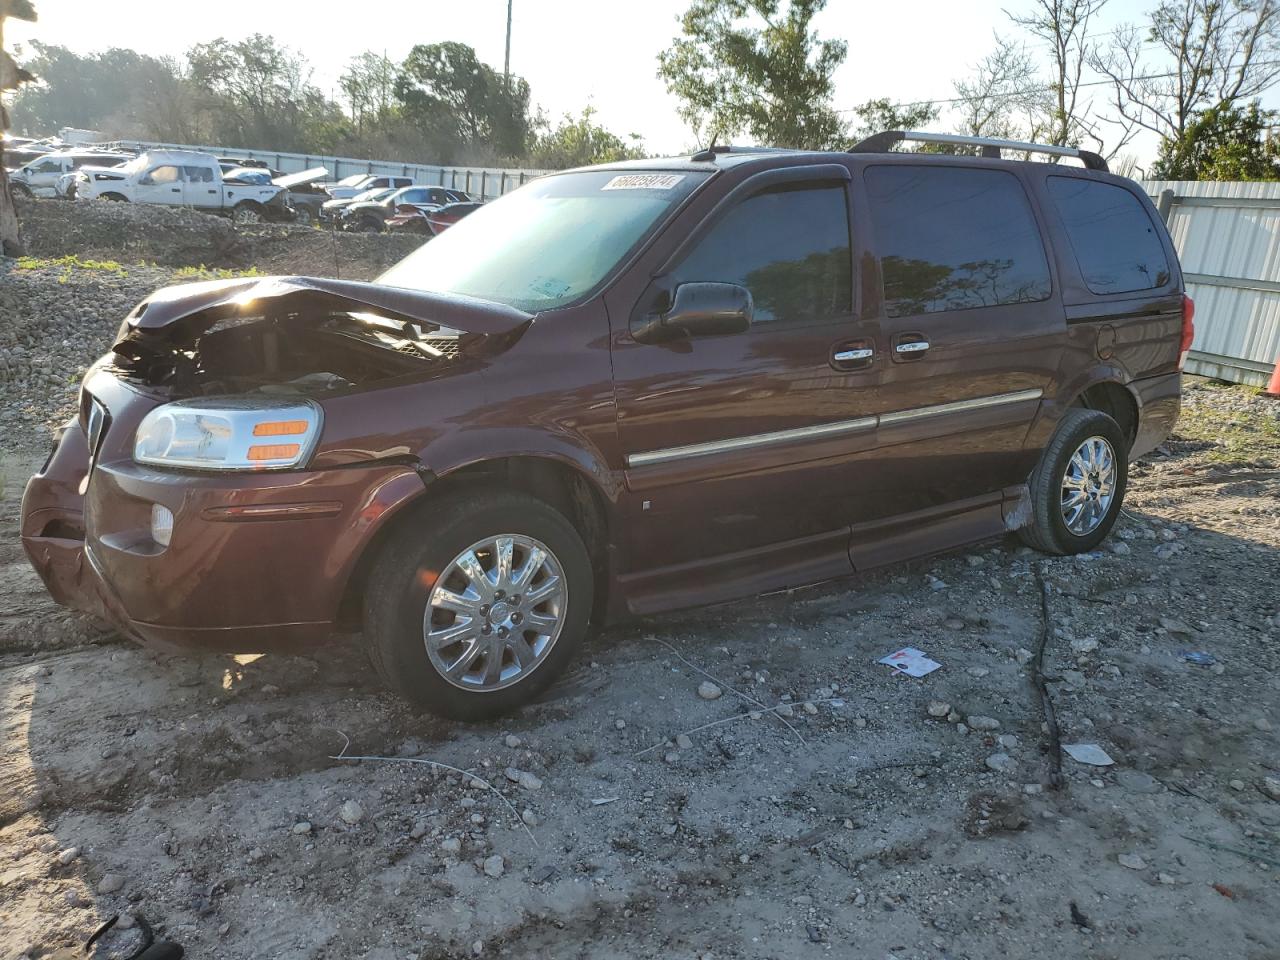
top-left (1151, 101), bottom-right (1280, 180)
top-left (657, 0), bottom-right (848, 149)
top-left (848, 98), bottom-right (941, 142)
top-left (6, 39), bottom-right (635, 170)
top-left (526, 107), bottom-right (646, 170)
top-left (395, 42), bottom-right (531, 161)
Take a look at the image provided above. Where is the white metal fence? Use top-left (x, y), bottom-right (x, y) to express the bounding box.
top-left (100, 140), bottom-right (550, 201)
top-left (1140, 179), bottom-right (1280, 387)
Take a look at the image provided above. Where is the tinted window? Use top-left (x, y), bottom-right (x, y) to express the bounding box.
top-left (400, 189), bottom-right (429, 203)
top-left (1047, 177), bottom-right (1170, 294)
top-left (674, 184), bottom-right (851, 324)
top-left (865, 166), bottom-right (1051, 317)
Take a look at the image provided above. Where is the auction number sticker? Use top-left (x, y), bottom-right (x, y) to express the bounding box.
top-left (602, 174), bottom-right (685, 190)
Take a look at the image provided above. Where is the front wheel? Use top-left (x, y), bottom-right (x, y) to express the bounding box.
top-left (364, 489), bottom-right (593, 720)
top-left (1018, 407), bottom-right (1128, 555)
top-left (10, 183), bottom-right (33, 200)
top-left (232, 202), bottom-right (263, 224)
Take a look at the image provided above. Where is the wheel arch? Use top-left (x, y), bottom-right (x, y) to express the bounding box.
top-left (335, 454), bottom-right (616, 630)
top-left (1072, 379), bottom-right (1140, 450)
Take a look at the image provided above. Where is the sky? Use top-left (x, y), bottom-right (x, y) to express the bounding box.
top-left (4, 0), bottom-right (1252, 169)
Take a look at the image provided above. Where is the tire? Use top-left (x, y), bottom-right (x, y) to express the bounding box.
top-left (294, 207), bottom-right (315, 226)
top-left (364, 489), bottom-right (593, 720)
top-left (355, 217), bottom-right (383, 233)
top-left (102, 192), bottom-right (128, 202)
top-left (11, 183), bottom-right (32, 200)
top-left (1018, 407), bottom-right (1128, 555)
top-left (232, 202), bottom-right (263, 224)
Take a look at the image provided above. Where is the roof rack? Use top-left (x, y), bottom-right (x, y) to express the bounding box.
top-left (689, 144), bottom-right (810, 161)
top-left (849, 130), bottom-right (1108, 173)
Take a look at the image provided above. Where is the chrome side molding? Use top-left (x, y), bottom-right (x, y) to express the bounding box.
top-left (626, 388), bottom-right (1043, 468)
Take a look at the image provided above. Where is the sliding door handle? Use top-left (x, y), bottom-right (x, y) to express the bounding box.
top-left (895, 339), bottom-right (929, 354)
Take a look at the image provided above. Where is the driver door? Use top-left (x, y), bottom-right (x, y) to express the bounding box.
top-left (135, 164), bottom-right (184, 206)
top-left (608, 167), bottom-right (880, 601)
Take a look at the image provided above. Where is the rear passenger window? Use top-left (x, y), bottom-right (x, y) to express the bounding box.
top-left (1047, 177), bottom-right (1170, 294)
top-left (865, 166), bottom-right (1051, 317)
top-left (674, 184), bottom-right (851, 325)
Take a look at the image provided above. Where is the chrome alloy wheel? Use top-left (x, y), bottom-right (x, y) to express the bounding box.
top-left (424, 535), bottom-right (567, 691)
top-left (1061, 435), bottom-right (1117, 536)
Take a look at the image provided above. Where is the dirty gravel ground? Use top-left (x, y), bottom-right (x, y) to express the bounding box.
top-left (2, 245), bottom-right (1279, 958)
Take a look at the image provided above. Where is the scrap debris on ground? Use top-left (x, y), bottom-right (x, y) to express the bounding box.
top-left (1, 209), bottom-right (1278, 959)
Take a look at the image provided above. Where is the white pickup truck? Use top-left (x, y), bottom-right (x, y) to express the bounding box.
top-left (74, 148), bottom-right (292, 222)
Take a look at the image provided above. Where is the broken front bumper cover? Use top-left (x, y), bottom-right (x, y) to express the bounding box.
top-left (21, 415), bottom-right (426, 654)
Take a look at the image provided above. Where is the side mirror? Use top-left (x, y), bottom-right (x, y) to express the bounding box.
top-left (632, 281), bottom-right (753, 344)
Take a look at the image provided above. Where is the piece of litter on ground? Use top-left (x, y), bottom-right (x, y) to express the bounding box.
top-left (590, 797), bottom-right (619, 806)
top-left (1180, 651), bottom-right (1216, 665)
top-left (1064, 743), bottom-right (1115, 766)
top-left (877, 647), bottom-right (941, 678)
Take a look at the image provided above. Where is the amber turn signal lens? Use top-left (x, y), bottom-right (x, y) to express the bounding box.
top-left (253, 420), bottom-right (310, 437)
top-left (247, 443), bottom-right (302, 461)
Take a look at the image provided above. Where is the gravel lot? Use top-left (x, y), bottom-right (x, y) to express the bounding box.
top-left (1, 212), bottom-right (1279, 960)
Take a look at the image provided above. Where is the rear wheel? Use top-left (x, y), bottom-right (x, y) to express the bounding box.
top-left (101, 192), bottom-right (128, 202)
top-left (364, 489), bottom-right (593, 720)
top-left (1018, 408), bottom-right (1128, 554)
top-left (294, 206), bottom-right (315, 226)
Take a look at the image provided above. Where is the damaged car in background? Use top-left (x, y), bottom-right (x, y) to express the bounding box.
top-left (22, 134), bottom-right (1189, 720)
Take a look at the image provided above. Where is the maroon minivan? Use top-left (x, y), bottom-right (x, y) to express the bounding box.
top-left (22, 131), bottom-right (1191, 719)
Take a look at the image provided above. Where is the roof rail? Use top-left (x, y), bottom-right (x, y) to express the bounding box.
top-left (849, 130), bottom-right (1108, 173)
top-left (689, 144), bottom-right (812, 161)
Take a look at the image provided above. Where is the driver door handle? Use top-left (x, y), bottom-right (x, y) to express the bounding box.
top-left (895, 339), bottom-right (929, 354)
top-left (833, 348), bottom-right (873, 362)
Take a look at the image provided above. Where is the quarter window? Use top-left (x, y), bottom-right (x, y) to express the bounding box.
top-left (674, 184), bottom-right (852, 325)
top-left (1047, 177), bottom-right (1170, 294)
top-left (865, 166), bottom-right (1051, 318)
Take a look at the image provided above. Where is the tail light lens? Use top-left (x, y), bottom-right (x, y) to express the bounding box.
top-left (1178, 294), bottom-right (1195, 370)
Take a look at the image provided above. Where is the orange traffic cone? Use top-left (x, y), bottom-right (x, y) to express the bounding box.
top-left (1265, 354), bottom-right (1280, 398)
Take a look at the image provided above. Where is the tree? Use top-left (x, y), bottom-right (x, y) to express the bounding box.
top-left (340, 51), bottom-right (397, 134)
top-left (2, 0), bottom-right (37, 257)
top-left (395, 42), bottom-right (531, 161)
top-left (1092, 0), bottom-right (1280, 143)
top-left (186, 34), bottom-right (327, 151)
top-left (1006, 0), bottom-right (1114, 149)
top-left (526, 106), bottom-right (646, 169)
top-left (1151, 100), bottom-right (1280, 179)
top-left (657, 0), bottom-right (848, 149)
top-left (848, 98), bottom-right (940, 142)
top-left (953, 36), bottom-right (1047, 140)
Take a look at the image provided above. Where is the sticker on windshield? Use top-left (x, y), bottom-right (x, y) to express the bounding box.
top-left (529, 276), bottom-right (573, 299)
top-left (602, 174), bottom-right (685, 191)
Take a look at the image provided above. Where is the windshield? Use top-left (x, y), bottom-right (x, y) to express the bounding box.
top-left (338, 174), bottom-right (369, 187)
top-left (353, 187), bottom-right (394, 203)
top-left (378, 169), bottom-right (708, 311)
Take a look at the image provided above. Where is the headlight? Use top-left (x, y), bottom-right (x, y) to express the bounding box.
top-left (134, 397), bottom-right (322, 471)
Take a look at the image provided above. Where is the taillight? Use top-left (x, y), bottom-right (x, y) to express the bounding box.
top-left (1178, 294), bottom-right (1195, 370)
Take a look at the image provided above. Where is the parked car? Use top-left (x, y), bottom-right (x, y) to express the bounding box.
top-left (21, 132), bottom-right (1191, 721)
top-left (4, 144), bottom-right (57, 173)
top-left (385, 205), bottom-right (433, 235)
top-left (424, 200), bottom-right (483, 235)
top-left (217, 157), bottom-right (270, 172)
top-left (324, 173), bottom-right (415, 200)
top-left (9, 149), bottom-right (133, 198)
top-left (319, 186), bottom-right (396, 223)
top-left (269, 167), bottom-right (333, 225)
top-left (74, 148), bottom-right (291, 223)
top-left (342, 186), bottom-right (472, 232)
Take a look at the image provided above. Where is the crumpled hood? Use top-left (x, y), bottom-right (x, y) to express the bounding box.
top-left (116, 275), bottom-right (534, 345)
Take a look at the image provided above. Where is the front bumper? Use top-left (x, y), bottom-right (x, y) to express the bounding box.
top-left (22, 389), bottom-right (426, 653)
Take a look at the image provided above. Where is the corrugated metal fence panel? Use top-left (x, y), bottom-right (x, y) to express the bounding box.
top-left (1138, 179), bottom-right (1280, 386)
top-left (105, 140), bottom-right (551, 200)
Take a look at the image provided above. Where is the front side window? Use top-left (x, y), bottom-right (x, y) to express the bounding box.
top-left (673, 184), bottom-right (852, 325)
top-left (1047, 177), bottom-right (1171, 294)
top-left (865, 165), bottom-right (1051, 318)
top-left (146, 165), bottom-right (181, 185)
top-left (378, 169), bottom-right (709, 311)
top-left (31, 157), bottom-right (62, 173)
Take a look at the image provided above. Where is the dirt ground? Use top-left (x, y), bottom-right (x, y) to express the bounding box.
top-left (1, 238), bottom-right (1279, 958)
